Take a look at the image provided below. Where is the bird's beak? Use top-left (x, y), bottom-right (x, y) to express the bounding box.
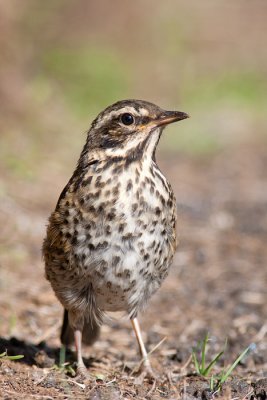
top-left (154, 110), bottom-right (189, 127)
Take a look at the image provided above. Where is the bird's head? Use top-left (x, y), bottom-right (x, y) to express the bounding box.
top-left (86, 99), bottom-right (189, 160)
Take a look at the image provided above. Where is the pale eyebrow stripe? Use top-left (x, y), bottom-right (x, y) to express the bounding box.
top-left (108, 106), bottom-right (139, 119)
top-left (95, 106), bottom-right (140, 129)
top-left (139, 108), bottom-right (149, 116)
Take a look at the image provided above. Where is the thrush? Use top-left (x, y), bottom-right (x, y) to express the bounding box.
top-left (43, 99), bottom-right (189, 378)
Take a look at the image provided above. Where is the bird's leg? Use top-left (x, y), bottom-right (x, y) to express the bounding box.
top-left (68, 311), bottom-right (88, 377)
top-left (131, 317), bottom-right (155, 381)
top-left (74, 328), bottom-right (87, 375)
top-left (131, 317), bottom-right (150, 367)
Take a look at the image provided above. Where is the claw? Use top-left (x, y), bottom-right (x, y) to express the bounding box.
top-left (75, 365), bottom-right (94, 383)
top-left (134, 359), bottom-right (157, 384)
top-left (75, 355), bottom-right (93, 382)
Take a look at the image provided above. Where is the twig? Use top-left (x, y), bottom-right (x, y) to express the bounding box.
top-left (253, 323), bottom-right (267, 342)
top-left (58, 378), bottom-right (86, 389)
top-left (146, 378), bottom-right (156, 397)
top-left (180, 354), bottom-right (192, 374)
top-left (241, 389), bottom-right (254, 400)
top-left (34, 374), bottom-right (48, 386)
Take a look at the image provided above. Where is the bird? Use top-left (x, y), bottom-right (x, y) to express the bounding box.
top-left (43, 99), bottom-right (189, 378)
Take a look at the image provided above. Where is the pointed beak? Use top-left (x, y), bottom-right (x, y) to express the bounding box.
top-left (154, 110), bottom-right (189, 127)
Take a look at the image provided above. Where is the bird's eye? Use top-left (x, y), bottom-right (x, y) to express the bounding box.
top-left (120, 113), bottom-right (134, 126)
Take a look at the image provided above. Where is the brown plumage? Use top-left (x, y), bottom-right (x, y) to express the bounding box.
top-left (43, 99), bottom-right (189, 377)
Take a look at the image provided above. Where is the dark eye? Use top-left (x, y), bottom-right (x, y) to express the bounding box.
top-left (121, 113), bottom-right (134, 126)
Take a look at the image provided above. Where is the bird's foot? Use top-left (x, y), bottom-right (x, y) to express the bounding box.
top-left (75, 363), bottom-right (94, 383)
top-left (134, 360), bottom-right (157, 385)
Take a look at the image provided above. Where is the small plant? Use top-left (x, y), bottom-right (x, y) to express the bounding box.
top-left (192, 333), bottom-right (253, 392)
top-left (192, 333), bottom-right (226, 377)
top-left (53, 345), bottom-right (75, 376)
top-left (209, 345), bottom-right (252, 392)
top-left (0, 351), bottom-right (24, 360)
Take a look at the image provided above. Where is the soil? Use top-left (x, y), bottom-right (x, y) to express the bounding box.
top-left (0, 142), bottom-right (266, 399)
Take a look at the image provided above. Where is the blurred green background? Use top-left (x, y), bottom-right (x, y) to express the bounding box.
top-left (1, 0), bottom-right (267, 186)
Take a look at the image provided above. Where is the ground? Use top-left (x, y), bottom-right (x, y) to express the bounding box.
top-left (0, 142), bottom-right (266, 399)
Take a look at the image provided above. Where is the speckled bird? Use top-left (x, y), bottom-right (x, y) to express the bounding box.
top-left (43, 99), bottom-right (189, 377)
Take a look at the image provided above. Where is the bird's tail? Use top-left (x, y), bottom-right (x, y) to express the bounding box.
top-left (60, 309), bottom-right (100, 346)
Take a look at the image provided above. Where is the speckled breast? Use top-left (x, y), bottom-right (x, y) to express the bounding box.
top-left (71, 159), bottom-right (177, 316)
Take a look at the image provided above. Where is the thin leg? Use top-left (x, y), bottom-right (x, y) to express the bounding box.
top-left (74, 329), bottom-right (87, 374)
top-left (131, 317), bottom-right (155, 381)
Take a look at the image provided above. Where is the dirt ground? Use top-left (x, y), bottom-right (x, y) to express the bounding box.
top-left (0, 142), bottom-right (266, 399)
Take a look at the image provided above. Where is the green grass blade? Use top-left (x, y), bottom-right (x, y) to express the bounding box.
top-left (202, 350), bottom-right (224, 376)
top-left (59, 345), bottom-right (66, 367)
top-left (210, 375), bottom-right (215, 391)
top-left (218, 345), bottom-right (251, 385)
top-left (201, 333), bottom-right (209, 372)
top-left (0, 351), bottom-right (24, 360)
top-left (192, 350), bottom-right (201, 374)
top-left (6, 355), bottom-right (24, 360)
